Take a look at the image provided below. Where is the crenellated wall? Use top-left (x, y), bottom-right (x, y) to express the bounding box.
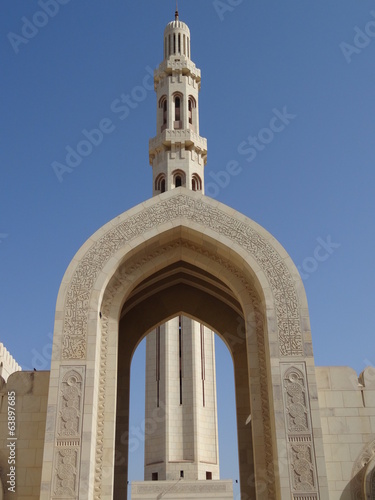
top-left (0, 344), bottom-right (21, 382)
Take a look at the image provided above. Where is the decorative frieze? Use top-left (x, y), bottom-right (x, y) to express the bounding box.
top-left (132, 481), bottom-right (231, 494)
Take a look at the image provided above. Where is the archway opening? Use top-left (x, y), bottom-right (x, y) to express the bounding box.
top-left (126, 331), bottom-right (241, 496)
top-left (113, 260), bottom-right (263, 499)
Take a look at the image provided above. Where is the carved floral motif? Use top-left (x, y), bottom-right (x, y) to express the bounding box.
top-left (58, 371), bottom-right (83, 437)
top-left (284, 369), bottom-right (309, 433)
top-left (290, 443), bottom-right (315, 491)
top-left (282, 364), bottom-right (318, 497)
top-left (54, 448), bottom-right (79, 497)
top-left (53, 367), bottom-right (85, 498)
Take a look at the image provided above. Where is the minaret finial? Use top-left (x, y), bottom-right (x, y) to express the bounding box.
top-left (175, 0), bottom-right (179, 20)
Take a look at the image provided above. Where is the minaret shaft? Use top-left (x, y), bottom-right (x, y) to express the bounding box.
top-left (145, 318), bottom-right (220, 481)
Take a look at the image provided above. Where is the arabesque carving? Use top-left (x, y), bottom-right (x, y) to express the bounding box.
top-left (53, 367), bottom-right (85, 499)
top-left (282, 365), bottom-right (318, 497)
top-left (62, 195), bottom-right (304, 360)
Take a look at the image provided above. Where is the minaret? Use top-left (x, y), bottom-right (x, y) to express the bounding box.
top-left (144, 11), bottom-right (219, 482)
top-left (149, 8), bottom-right (207, 195)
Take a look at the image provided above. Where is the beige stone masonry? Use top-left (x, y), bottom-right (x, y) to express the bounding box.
top-left (0, 371), bottom-right (49, 500)
top-left (131, 479), bottom-right (234, 499)
top-left (316, 366), bottom-right (375, 500)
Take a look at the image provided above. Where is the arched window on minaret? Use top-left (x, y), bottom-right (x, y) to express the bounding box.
top-left (159, 96), bottom-right (167, 132)
top-left (174, 94), bottom-right (182, 129)
top-left (163, 100), bottom-right (167, 125)
top-left (192, 174), bottom-right (202, 192)
top-left (188, 96), bottom-right (196, 131)
top-left (155, 174), bottom-right (166, 193)
top-left (173, 170), bottom-right (185, 188)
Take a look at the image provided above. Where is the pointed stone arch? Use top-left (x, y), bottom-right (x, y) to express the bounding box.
top-left (40, 189), bottom-right (328, 500)
top-left (365, 455), bottom-right (375, 499)
top-left (351, 438), bottom-right (375, 499)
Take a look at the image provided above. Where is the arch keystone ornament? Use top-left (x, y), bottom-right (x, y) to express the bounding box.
top-left (40, 189), bottom-right (329, 500)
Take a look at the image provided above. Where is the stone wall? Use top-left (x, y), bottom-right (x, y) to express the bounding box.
top-left (0, 364), bottom-right (374, 499)
top-left (0, 371), bottom-right (49, 500)
top-left (316, 365), bottom-right (375, 500)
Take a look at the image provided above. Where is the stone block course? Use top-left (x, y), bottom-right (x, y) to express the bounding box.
top-left (0, 371), bottom-right (49, 500)
top-left (316, 365), bottom-right (375, 499)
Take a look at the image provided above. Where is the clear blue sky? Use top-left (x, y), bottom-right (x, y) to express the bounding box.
top-left (1, 0), bottom-right (375, 496)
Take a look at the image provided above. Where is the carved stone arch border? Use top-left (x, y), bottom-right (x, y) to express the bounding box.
top-left (351, 438), bottom-right (375, 499)
top-left (60, 192), bottom-right (308, 362)
top-left (365, 455), bottom-right (375, 499)
top-left (97, 238), bottom-right (273, 499)
top-left (41, 190), bottom-right (328, 500)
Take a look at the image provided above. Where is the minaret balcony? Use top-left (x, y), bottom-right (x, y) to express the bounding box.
top-left (155, 59), bottom-right (201, 85)
top-left (149, 129), bottom-right (207, 163)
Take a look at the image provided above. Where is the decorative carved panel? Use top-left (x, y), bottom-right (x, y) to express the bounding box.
top-left (52, 366), bottom-right (85, 499)
top-left (282, 364), bottom-right (319, 499)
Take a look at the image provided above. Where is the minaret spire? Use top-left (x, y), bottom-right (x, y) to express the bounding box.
top-left (149, 13), bottom-right (207, 195)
